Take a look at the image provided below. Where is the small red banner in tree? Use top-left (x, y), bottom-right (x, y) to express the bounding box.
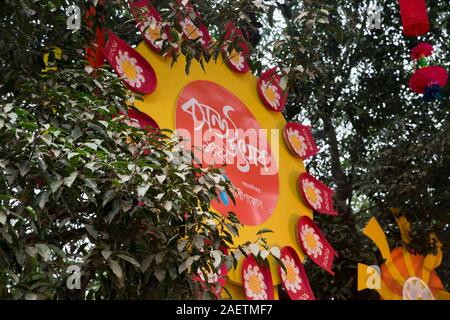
top-left (283, 123), bottom-right (319, 160)
top-left (298, 173), bottom-right (337, 216)
top-left (257, 68), bottom-right (287, 112)
top-left (296, 216), bottom-right (338, 275)
top-left (241, 254), bottom-right (274, 300)
top-left (222, 22), bottom-right (250, 74)
top-left (398, 0), bottom-right (430, 37)
top-left (278, 246), bottom-right (315, 300)
top-left (104, 32), bottom-right (157, 94)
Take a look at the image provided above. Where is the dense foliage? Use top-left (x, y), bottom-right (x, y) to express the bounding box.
top-left (1, 0), bottom-right (448, 299)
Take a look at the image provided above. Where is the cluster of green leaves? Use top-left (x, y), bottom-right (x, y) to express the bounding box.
top-left (0, 64), bottom-right (254, 299)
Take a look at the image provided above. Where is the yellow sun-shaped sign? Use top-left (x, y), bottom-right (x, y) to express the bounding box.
top-left (358, 216), bottom-right (450, 300)
top-left (132, 42), bottom-right (314, 298)
top-left (100, 0), bottom-right (340, 300)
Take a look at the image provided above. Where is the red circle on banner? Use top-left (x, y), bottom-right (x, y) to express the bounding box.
top-left (175, 80), bottom-right (279, 226)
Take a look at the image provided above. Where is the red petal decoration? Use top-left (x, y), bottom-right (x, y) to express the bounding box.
top-left (127, 108), bottom-right (160, 131)
top-left (278, 246), bottom-right (315, 300)
top-left (104, 32), bottom-right (157, 94)
top-left (399, 0), bottom-right (429, 37)
top-left (298, 173), bottom-right (337, 216)
top-left (409, 66), bottom-right (448, 94)
top-left (129, 0), bottom-right (166, 53)
top-left (221, 22), bottom-right (250, 74)
top-left (179, 16), bottom-right (211, 47)
top-left (296, 216), bottom-right (338, 275)
top-left (411, 42), bottom-right (434, 60)
top-left (257, 68), bottom-right (287, 112)
top-left (242, 255), bottom-right (274, 300)
top-left (283, 123), bottom-right (319, 160)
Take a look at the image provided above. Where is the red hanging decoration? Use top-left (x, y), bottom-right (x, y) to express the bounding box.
top-left (409, 66), bottom-right (448, 93)
top-left (411, 42), bottom-right (434, 60)
top-left (398, 0), bottom-right (430, 37)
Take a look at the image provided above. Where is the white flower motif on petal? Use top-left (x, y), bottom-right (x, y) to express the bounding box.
top-left (243, 265), bottom-right (268, 300)
top-left (287, 127), bottom-right (307, 157)
top-left (300, 225), bottom-right (323, 259)
top-left (281, 256), bottom-right (302, 293)
top-left (302, 180), bottom-right (323, 210)
top-left (197, 267), bottom-right (220, 284)
top-left (115, 50), bottom-right (145, 88)
top-left (261, 80), bottom-right (281, 109)
top-left (180, 17), bottom-right (205, 45)
top-left (142, 16), bottom-right (164, 49)
top-left (227, 49), bottom-right (245, 71)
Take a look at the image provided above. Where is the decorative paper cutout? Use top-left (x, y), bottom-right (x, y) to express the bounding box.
top-left (409, 66), bottom-right (448, 94)
top-left (129, 0), bottom-right (167, 53)
top-left (222, 22), bottom-right (250, 74)
top-left (126, 108), bottom-right (160, 131)
top-left (279, 246), bottom-right (315, 300)
top-left (358, 216), bottom-right (449, 300)
top-left (242, 255), bottom-right (274, 300)
top-left (298, 173), bottom-right (337, 216)
top-left (399, 0), bottom-right (429, 37)
top-left (283, 123), bottom-right (319, 160)
top-left (179, 17), bottom-right (211, 47)
top-left (296, 216), bottom-right (337, 275)
top-left (177, 0), bottom-right (211, 47)
top-left (257, 68), bottom-right (287, 112)
top-left (104, 32), bottom-right (157, 94)
top-left (411, 42), bottom-right (433, 61)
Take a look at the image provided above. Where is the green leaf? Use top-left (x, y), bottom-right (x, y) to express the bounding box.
top-left (108, 259), bottom-right (123, 280)
top-left (117, 254), bottom-right (140, 268)
top-left (154, 268), bottom-right (166, 282)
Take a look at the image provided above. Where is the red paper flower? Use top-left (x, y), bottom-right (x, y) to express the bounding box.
top-left (411, 42), bottom-right (434, 60)
top-left (409, 66), bottom-right (448, 94)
